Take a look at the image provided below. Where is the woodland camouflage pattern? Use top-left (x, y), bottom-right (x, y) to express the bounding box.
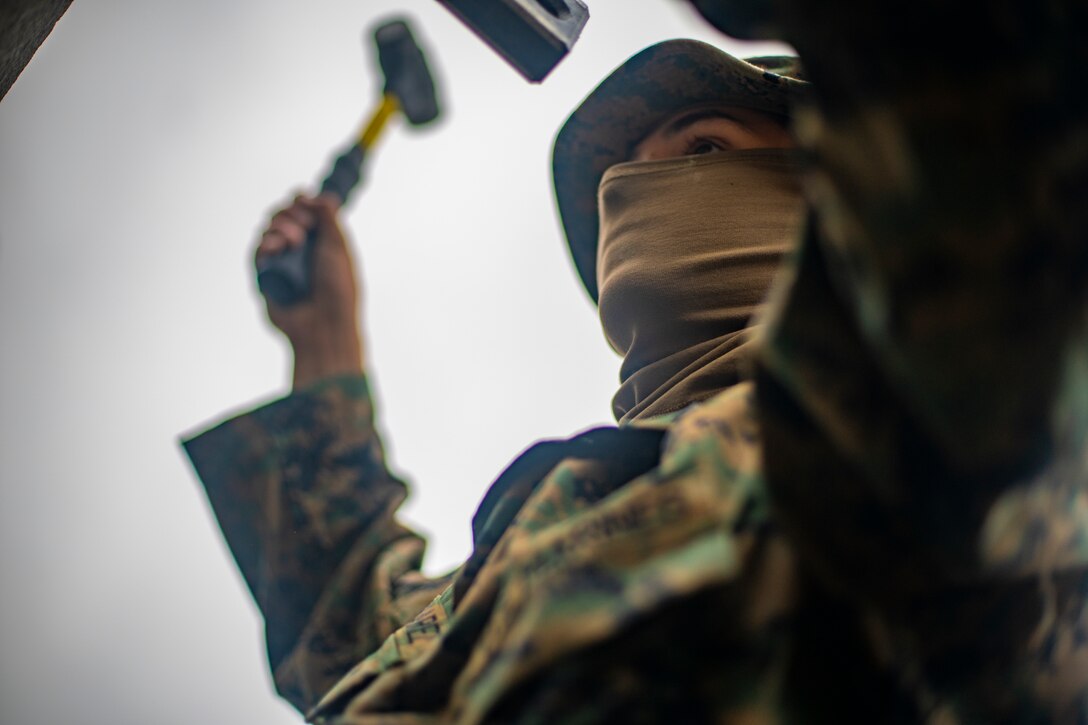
top-left (183, 0), bottom-right (1088, 721)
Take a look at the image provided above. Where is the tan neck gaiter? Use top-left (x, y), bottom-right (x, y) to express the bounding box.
top-left (597, 149), bottom-right (804, 422)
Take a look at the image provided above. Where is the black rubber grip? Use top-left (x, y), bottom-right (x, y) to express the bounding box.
top-left (320, 144), bottom-right (366, 201)
top-left (256, 144), bottom-right (367, 306)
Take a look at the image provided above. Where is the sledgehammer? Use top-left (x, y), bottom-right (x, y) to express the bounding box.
top-left (257, 19), bottom-right (441, 306)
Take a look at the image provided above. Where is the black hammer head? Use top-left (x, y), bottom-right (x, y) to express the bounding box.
top-left (374, 19), bottom-right (441, 126)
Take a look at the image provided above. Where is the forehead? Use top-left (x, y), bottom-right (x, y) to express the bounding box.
top-left (649, 104), bottom-right (785, 137)
top-left (655, 107), bottom-right (749, 136)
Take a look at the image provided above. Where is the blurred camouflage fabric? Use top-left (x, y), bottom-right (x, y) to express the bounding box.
top-left (184, 0), bottom-right (1087, 721)
top-left (748, 0), bottom-right (1088, 719)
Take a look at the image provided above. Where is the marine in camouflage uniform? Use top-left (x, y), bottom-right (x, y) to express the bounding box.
top-left (183, 0), bottom-right (1088, 721)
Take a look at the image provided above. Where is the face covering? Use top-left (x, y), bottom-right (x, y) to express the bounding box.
top-left (597, 149), bottom-right (804, 422)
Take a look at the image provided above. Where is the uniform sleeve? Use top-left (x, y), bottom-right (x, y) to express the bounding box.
top-left (181, 374), bottom-right (453, 713)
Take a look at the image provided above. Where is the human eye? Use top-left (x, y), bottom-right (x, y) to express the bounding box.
top-left (687, 138), bottom-right (727, 155)
top-left (679, 118), bottom-right (736, 156)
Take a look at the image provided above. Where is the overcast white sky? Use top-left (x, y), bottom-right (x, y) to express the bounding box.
top-left (0, 2), bottom-right (789, 723)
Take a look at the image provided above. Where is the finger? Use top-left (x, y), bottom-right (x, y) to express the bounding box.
top-left (254, 193), bottom-right (315, 265)
top-left (270, 204), bottom-right (316, 235)
top-left (255, 230), bottom-right (288, 260)
top-left (266, 215), bottom-right (309, 247)
top-left (282, 195), bottom-right (317, 228)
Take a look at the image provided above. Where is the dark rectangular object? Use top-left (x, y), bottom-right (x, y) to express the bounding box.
top-left (437, 0), bottom-right (589, 82)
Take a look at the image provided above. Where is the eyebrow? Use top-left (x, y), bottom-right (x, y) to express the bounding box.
top-left (661, 109), bottom-right (745, 137)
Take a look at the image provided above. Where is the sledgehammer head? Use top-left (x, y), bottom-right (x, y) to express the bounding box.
top-left (375, 19), bottom-right (440, 126)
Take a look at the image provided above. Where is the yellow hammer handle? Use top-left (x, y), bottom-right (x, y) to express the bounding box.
top-left (357, 93), bottom-right (400, 149)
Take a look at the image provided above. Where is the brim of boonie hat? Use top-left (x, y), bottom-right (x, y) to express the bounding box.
top-left (552, 39), bottom-right (808, 303)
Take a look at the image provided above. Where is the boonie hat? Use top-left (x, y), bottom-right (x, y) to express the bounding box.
top-left (552, 39), bottom-right (808, 303)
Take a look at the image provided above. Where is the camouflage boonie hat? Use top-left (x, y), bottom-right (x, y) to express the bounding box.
top-left (552, 39), bottom-right (809, 303)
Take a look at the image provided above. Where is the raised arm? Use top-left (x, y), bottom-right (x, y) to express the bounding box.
top-left (256, 193), bottom-right (364, 389)
top-left (182, 195), bottom-right (453, 713)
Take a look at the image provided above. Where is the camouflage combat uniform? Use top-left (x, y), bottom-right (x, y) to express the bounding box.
top-left (184, 374), bottom-right (778, 723)
top-left (184, 0), bottom-right (1088, 721)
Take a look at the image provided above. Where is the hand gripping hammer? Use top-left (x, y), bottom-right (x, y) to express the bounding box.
top-left (256, 19), bottom-right (441, 306)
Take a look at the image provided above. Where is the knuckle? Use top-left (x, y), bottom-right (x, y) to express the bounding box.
top-left (286, 203), bottom-right (315, 227)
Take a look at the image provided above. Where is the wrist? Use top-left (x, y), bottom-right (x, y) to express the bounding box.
top-left (291, 330), bottom-right (364, 389)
